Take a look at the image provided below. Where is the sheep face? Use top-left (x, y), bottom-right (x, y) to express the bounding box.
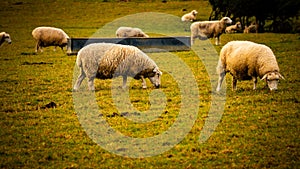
top-left (2, 33), bottom-right (11, 44)
top-left (192, 10), bottom-right (198, 16)
top-left (222, 17), bottom-right (232, 25)
top-left (236, 22), bottom-right (242, 29)
top-left (261, 72), bottom-right (284, 91)
top-left (148, 68), bottom-right (162, 88)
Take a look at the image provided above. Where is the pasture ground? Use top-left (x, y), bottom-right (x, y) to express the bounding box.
top-left (0, 0), bottom-right (299, 168)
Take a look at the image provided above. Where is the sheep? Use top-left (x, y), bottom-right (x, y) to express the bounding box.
top-left (190, 17), bottom-right (232, 45)
top-left (0, 32), bottom-right (12, 46)
top-left (73, 43), bottom-right (162, 91)
top-left (225, 21), bottom-right (242, 33)
top-left (216, 41), bottom-right (284, 91)
top-left (181, 10), bottom-right (198, 22)
top-left (116, 27), bottom-right (149, 38)
top-left (32, 26), bottom-right (69, 52)
top-left (244, 23), bottom-right (258, 33)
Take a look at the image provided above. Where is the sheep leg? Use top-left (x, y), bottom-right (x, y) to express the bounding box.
top-left (191, 36), bottom-right (194, 46)
top-left (35, 41), bottom-right (41, 52)
top-left (252, 77), bottom-right (257, 90)
top-left (87, 77), bottom-right (96, 91)
top-left (122, 76), bottom-right (127, 89)
top-left (215, 37), bottom-right (220, 45)
top-left (141, 76), bottom-right (147, 89)
top-left (232, 77), bottom-right (237, 91)
top-left (74, 68), bottom-right (86, 91)
top-left (216, 71), bottom-right (226, 92)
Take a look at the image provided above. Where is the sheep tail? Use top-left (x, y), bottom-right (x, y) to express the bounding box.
top-left (76, 51), bottom-right (83, 67)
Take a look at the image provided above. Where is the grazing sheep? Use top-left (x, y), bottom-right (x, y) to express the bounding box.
top-left (181, 10), bottom-right (198, 22)
top-left (116, 27), bottom-right (149, 38)
top-left (244, 23), bottom-right (258, 33)
top-left (216, 41), bottom-right (284, 91)
top-left (190, 17), bottom-right (232, 45)
top-left (73, 43), bottom-right (162, 91)
top-left (32, 26), bottom-right (69, 52)
top-left (225, 22), bottom-right (242, 33)
top-left (0, 32), bottom-right (12, 46)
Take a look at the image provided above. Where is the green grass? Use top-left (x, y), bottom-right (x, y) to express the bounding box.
top-left (0, 0), bottom-right (299, 168)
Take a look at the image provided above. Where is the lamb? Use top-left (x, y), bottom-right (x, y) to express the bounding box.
top-left (0, 32), bottom-right (12, 46)
top-left (116, 27), bottom-right (149, 38)
top-left (244, 23), bottom-right (258, 33)
top-left (181, 10), bottom-right (198, 22)
top-left (73, 43), bottom-right (162, 91)
top-left (32, 26), bottom-right (69, 52)
top-left (216, 41), bottom-right (284, 91)
top-left (225, 21), bottom-right (242, 33)
top-left (190, 17), bottom-right (232, 45)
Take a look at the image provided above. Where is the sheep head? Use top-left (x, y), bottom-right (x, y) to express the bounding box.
top-left (221, 17), bottom-right (232, 25)
top-left (148, 67), bottom-right (162, 88)
top-left (192, 10), bottom-right (198, 16)
top-left (133, 67), bottom-right (162, 88)
top-left (236, 22), bottom-right (242, 29)
top-left (1, 32), bottom-right (12, 44)
top-left (261, 71), bottom-right (285, 91)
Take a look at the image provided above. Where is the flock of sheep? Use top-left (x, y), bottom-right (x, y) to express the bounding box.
top-left (0, 9), bottom-right (283, 91)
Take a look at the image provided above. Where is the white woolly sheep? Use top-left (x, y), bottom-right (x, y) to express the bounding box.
top-left (32, 26), bottom-right (69, 52)
top-left (244, 24), bottom-right (257, 33)
top-left (73, 43), bottom-right (162, 91)
top-left (116, 27), bottom-right (149, 38)
top-left (225, 21), bottom-right (242, 33)
top-left (216, 41), bottom-right (284, 91)
top-left (0, 32), bottom-right (12, 46)
top-left (181, 10), bottom-right (198, 22)
top-left (190, 17), bottom-right (232, 45)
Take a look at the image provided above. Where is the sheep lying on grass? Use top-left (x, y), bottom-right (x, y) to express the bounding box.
top-left (181, 10), bottom-right (198, 22)
top-left (0, 32), bottom-right (12, 46)
top-left (73, 43), bottom-right (162, 91)
top-left (244, 23), bottom-right (257, 33)
top-left (190, 17), bottom-right (232, 45)
top-left (116, 27), bottom-right (149, 38)
top-left (225, 22), bottom-right (242, 33)
top-left (32, 26), bottom-right (69, 52)
top-left (216, 41), bottom-right (284, 91)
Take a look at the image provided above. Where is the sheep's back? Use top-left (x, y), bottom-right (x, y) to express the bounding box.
top-left (77, 43), bottom-right (115, 78)
top-left (98, 44), bottom-right (157, 78)
top-left (195, 21), bottom-right (219, 37)
top-left (32, 27), bottom-right (69, 43)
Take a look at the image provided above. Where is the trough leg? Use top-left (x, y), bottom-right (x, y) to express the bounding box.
top-left (216, 71), bottom-right (226, 92)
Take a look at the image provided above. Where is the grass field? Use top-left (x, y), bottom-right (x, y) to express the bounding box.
top-left (0, 0), bottom-right (299, 168)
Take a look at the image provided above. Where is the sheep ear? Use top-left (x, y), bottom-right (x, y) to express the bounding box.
top-left (153, 68), bottom-right (162, 75)
top-left (153, 67), bottom-right (160, 73)
top-left (278, 73), bottom-right (285, 80)
top-left (261, 74), bottom-right (268, 81)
